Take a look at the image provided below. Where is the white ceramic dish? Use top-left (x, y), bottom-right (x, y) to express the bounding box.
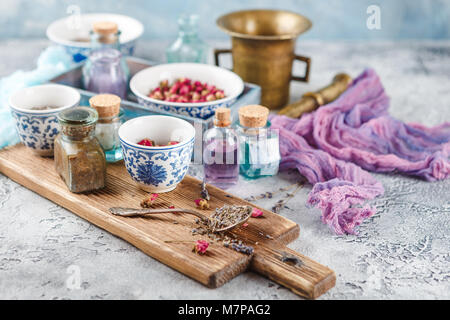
top-left (9, 84), bottom-right (81, 156)
top-left (130, 63), bottom-right (245, 119)
top-left (118, 115), bottom-right (195, 193)
top-left (46, 13), bottom-right (144, 62)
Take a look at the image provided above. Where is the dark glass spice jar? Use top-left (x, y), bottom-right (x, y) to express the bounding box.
top-left (54, 107), bottom-right (106, 193)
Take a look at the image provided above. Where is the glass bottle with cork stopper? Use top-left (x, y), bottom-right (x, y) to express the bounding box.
top-left (89, 94), bottom-right (124, 163)
top-left (236, 105), bottom-right (280, 179)
top-left (82, 21), bottom-right (129, 99)
top-left (203, 107), bottom-right (239, 189)
top-left (54, 107), bottom-right (106, 193)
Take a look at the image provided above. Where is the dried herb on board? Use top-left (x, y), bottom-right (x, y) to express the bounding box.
top-left (207, 205), bottom-right (252, 232)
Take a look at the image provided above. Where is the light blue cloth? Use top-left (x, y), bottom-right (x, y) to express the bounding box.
top-left (0, 46), bottom-right (75, 149)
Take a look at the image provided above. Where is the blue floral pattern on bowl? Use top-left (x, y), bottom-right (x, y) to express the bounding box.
top-left (136, 97), bottom-right (237, 120)
top-left (11, 110), bottom-right (62, 156)
top-left (120, 138), bottom-right (194, 193)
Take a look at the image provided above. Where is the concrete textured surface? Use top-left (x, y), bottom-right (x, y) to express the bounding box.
top-left (0, 39), bottom-right (449, 300)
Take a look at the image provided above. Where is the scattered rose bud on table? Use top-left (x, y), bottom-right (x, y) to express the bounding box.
top-left (194, 198), bottom-right (210, 210)
top-left (193, 240), bottom-right (209, 255)
top-left (251, 208), bottom-right (263, 218)
top-left (140, 193), bottom-right (159, 208)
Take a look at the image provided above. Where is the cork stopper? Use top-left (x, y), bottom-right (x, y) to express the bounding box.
top-left (238, 105), bottom-right (269, 128)
top-left (214, 107), bottom-right (231, 127)
top-left (89, 94), bottom-right (121, 118)
top-left (93, 21), bottom-right (118, 35)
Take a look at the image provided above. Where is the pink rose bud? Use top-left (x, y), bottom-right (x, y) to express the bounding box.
top-left (179, 85), bottom-right (191, 96)
top-left (193, 240), bottom-right (209, 255)
top-left (206, 94), bottom-right (216, 102)
top-left (194, 81), bottom-right (202, 87)
top-left (215, 91), bottom-right (225, 99)
top-left (170, 83), bottom-right (180, 94)
top-left (251, 208), bottom-right (263, 218)
top-left (201, 90), bottom-right (209, 96)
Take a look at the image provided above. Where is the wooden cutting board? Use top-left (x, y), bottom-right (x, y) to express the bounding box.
top-left (0, 144), bottom-right (335, 299)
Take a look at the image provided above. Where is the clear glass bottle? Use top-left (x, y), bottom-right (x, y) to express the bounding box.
top-left (203, 108), bottom-right (239, 189)
top-left (54, 107), bottom-right (106, 193)
top-left (166, 14), bottom-right (208, 63)
top-left (236, 105), bottom-right (280, 179)
top-left (82, 21), bottom-right (129, 99)
top-left (89, 94), bottom-right (123, 163)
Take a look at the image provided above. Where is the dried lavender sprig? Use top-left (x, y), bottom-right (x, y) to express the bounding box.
top-left (200, 180), bottom-right (210, 201)
top-left (230, 243), bottom-right (254, 255)
top-left (244, 182), bottom-right (300, 202)
top-left (271, 181), bottom-right (305, 213)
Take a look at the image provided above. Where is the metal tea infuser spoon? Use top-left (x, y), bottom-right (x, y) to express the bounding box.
top-left (109, 205), bottom-right (253, 233)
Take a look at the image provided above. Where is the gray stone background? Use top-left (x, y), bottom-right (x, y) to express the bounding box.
top-left (0, 39), bottom-right (449, 300)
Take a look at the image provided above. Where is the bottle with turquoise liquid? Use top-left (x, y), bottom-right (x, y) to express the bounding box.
top-left (166, 14), bottom-right (208, 63)
top-left (236, 105), bottom-right (280, 179)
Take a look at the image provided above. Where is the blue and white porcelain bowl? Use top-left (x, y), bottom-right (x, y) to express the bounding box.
top-left (46, 13), bottom-right (144, 62)
top-left (118, 115), bottom-right (195, 193)
top-left (9, 84), bottom-right (81, 156)
top-left (130, 63), bottom-right (244, 119)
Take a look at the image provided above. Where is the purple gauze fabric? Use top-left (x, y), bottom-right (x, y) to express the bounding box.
top-left (270, 69), bottom-right (450, 235)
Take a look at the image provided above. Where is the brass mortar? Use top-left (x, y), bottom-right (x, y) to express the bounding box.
top-left (215, 9), bottom-right (312, 109)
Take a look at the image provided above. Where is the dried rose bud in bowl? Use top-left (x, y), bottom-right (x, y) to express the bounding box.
top-left (148, 78), bottom-right (226, 103)
top-left (137, 138), bottom-right (179, 147)
top-left (130, 63), bottom-right (245, 119)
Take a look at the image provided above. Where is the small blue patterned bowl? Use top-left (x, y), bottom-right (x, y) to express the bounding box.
top-left (46, 13), bottom-right (144, 62)
top-left (118, 115), bottom-right (195, 193)
top-left (9, 84), bottom-right (81, 156)
top-left (130, 63), bottom-right (244, 119)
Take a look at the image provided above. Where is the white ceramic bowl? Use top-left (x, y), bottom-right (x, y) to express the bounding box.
top-left (46, 13), bottom-right (144, 62)
top-left (130, 63), bottom-right (245, 119)
top-left (119, 115), bottom-right (195, 193)
top-left (9, 84), bottom-right (81, 156)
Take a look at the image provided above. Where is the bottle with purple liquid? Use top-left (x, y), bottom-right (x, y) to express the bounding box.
top-left (82, 21), bottom-right (129, 99)
top-left (203, 108), bottom-right (239, 189)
